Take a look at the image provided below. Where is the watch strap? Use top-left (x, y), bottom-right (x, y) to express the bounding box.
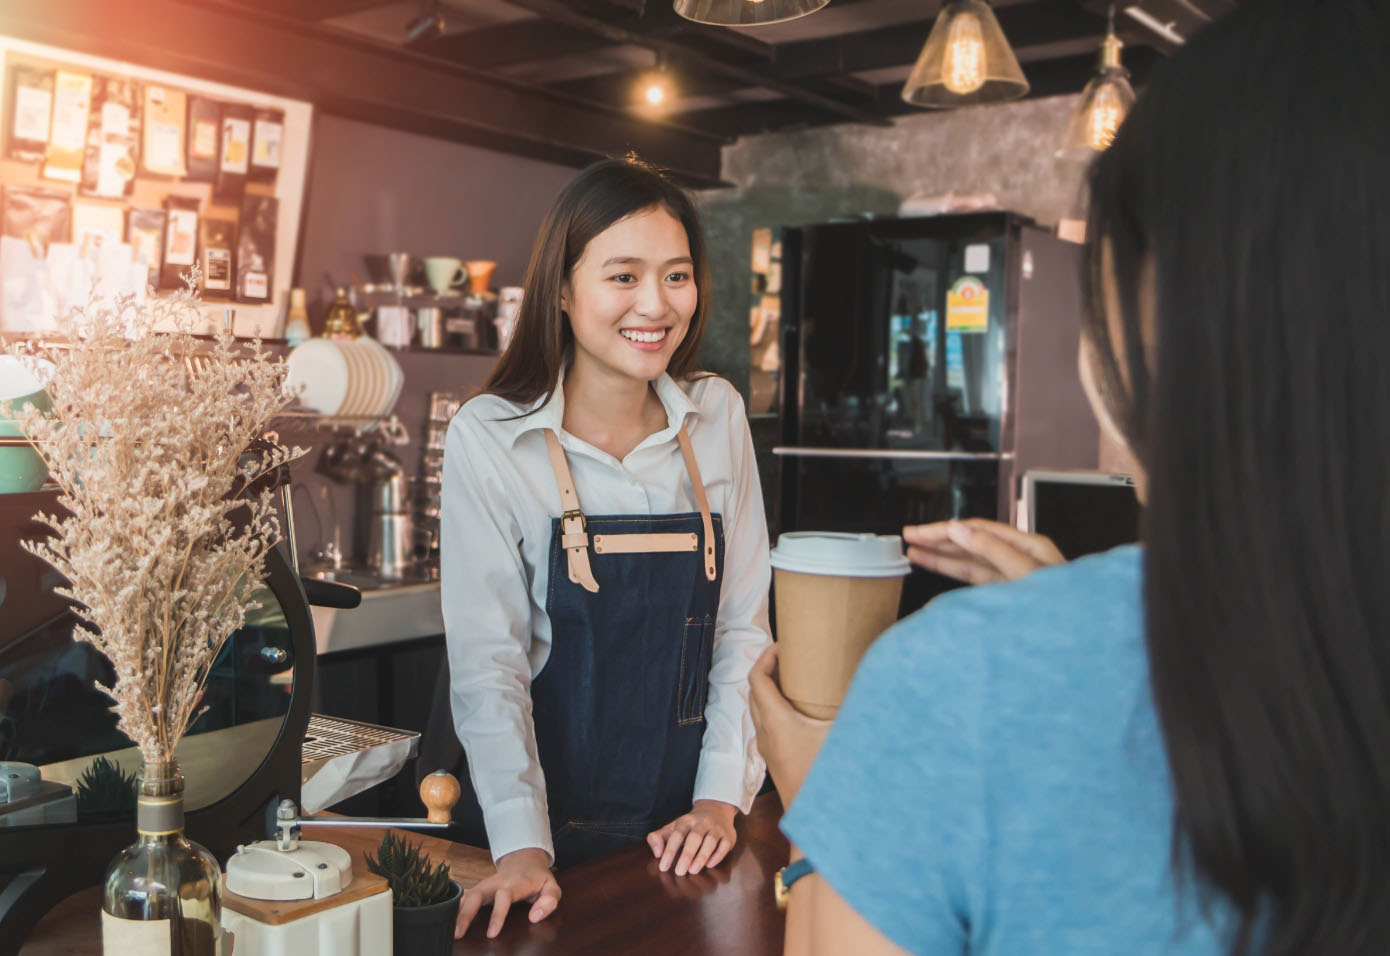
top-left (774, 858), bottom-right (816, 909)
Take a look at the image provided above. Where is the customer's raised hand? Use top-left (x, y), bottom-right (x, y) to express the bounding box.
top-left (455, 847), bottom-right (561, 939)
top-left (903, 519), bottom-right (1064, 585)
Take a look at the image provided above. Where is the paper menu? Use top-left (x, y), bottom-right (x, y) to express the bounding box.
top-left (141, 84), bottom-right (188, 177)
top-left (83, 89), bottom-right (138, 199)
top-left (72, 201), bottom-right (126, 252)
top-left (249, 109), bottom-right (283, 183)
top-left (220, 116), bottom-right (250, 174)
top-left (162, 201), bottom-right (199, 287)
top-left (42, 70), bottom-right (92, 183)
top-left (186, 96), bottom-right (221, 182)
top-left (10, 67), bottom-right (54, 160)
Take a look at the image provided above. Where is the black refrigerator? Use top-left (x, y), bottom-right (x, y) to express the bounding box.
top-left (752, 212), bottom-right (1100, 616)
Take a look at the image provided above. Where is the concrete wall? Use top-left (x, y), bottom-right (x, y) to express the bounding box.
top-left (697, 94), bottom-right (1093, 395)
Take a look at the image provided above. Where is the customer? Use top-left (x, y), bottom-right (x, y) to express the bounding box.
top-left (751, 1), bottom-right (1390, 953)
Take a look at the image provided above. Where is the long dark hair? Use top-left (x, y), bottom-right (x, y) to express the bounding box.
top-left (1085, 1), bottom-right (1390, 953)
top-left (483, 156), bottom-right (711, 407)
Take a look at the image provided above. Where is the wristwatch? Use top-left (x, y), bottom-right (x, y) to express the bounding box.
top-left (774, 858), bottom-right (815, 910)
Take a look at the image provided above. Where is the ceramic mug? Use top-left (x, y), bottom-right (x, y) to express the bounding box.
top-left (423, 257), bottom-right (468, 296)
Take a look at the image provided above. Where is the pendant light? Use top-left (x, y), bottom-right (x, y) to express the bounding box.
top-left (672, 0), bottom-right (829, 27)
top-left (637, 54), bottom-right (676, 113)
top-left (1056, 8), bottom-right (1136, 157)
top-left (901, 0), bottom-right (1029, 109)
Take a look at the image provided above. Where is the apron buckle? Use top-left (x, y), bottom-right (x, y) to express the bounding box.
top-left (561, 508), bottom-right (587, 532)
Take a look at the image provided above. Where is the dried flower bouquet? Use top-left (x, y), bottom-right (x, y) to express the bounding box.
top-left (3, 283), bottom-right (303, 763)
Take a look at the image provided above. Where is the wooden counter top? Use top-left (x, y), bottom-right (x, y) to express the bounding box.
top-left (22, 793), bottom-right (790, 956)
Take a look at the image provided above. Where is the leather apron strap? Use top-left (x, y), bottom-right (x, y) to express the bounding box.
top-left (544, 429), bottom-right (600, 593)
top-left (676, 426), bottom-right (718, 582)
top-left (544, 424), bottom-right (717, 591)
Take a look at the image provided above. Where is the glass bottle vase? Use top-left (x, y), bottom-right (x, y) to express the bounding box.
top-left (101, 759), bottom-right (223, 955)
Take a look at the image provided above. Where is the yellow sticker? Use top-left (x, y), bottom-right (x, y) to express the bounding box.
top-left (945, 276), bottom-right (989, 334)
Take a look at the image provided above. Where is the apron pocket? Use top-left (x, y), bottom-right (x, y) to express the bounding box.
top-left (677, 614), bottom-right (714, 725)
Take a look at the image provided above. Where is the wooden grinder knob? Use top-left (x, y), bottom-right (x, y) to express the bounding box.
top-left (420, 770), bottom-right (461, 825)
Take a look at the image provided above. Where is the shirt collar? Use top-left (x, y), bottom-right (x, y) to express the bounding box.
top-left (506, 368), bottom-right (702, 447)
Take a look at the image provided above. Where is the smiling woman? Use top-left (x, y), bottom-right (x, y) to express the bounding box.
top-left (418, 158), bottom-right (773, 942)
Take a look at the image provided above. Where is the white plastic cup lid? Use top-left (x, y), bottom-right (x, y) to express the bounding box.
top-left (769, 531), bottom-right (910, 578)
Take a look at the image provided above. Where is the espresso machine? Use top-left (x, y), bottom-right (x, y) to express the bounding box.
top-left (314, 418), bottom-right (416, 581)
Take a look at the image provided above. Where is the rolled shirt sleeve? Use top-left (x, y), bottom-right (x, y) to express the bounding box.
top-left (692, 385), bottom-right (773, 813)
top-left (440, 411), bottom-right (554, 863)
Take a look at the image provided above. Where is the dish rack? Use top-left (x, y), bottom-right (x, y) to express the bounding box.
top-left (414, 391), bottom-right (462, 559)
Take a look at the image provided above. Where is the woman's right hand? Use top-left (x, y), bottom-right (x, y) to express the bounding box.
top-left (455, 847), bottom-right (561, 939)
top-left (903, 518), bottom-right (1064, 584)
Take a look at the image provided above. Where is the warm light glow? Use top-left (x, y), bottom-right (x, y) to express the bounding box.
top-left (942, 11), bottom-right (987, 94)
top-left (1084, 80), bottom-right (1128, 150)
top-left (646, 82), bottom-right (665, 105)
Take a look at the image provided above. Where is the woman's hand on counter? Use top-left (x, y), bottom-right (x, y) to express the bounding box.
top-left (903, 519), bottom-right (1064, 585)
top-left (749, 644), bottom-right (832, 809)
top-left (455, 847), bottom-right (561, 940)
top-left (648, 799), bottom-right (738, 876)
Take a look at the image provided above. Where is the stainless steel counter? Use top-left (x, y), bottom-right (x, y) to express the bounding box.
top-left (306, 567), bottom-right (444, 655)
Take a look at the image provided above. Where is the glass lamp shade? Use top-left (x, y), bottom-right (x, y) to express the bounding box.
top-left (673, 0), bottom-right (829, 27)
top-left (901, 0), bottom-right (1029, 108)
top-left (1056, 67), bottom-right (1135, 158)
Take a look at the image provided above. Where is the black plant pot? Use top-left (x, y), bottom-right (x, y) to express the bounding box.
top-left (393, 881), bottom-right (462, 956)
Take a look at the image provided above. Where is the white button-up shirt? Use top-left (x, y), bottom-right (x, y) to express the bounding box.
top-left (440, 372), bottom-right (772, 863)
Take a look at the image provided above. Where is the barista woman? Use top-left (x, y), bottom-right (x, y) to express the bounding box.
top-left (431, 158), bottom-right (772, 939)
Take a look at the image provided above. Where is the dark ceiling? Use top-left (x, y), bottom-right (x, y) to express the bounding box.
top-left (280, 0), bottom-right (1234, 139)
top-left (1, 0), bottom-right (1237, 187)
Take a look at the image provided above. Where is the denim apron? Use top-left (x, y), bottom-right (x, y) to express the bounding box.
top-left (537, 425), bottom-right (724, 868)
top-left (422, 425), bottom-right (725, 870)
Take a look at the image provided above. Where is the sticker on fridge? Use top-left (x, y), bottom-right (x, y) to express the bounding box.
top-left (945, 276), bottom-right (989, 334)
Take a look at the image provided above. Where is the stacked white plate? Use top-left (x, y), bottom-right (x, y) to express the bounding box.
top-left (286, 338), bottom-right (403, 419)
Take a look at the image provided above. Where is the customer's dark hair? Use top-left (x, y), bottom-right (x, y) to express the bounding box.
top-left (483, 155), bottom-right (711, 407)
top-left (1084, 1), bottom-right (1390, 953)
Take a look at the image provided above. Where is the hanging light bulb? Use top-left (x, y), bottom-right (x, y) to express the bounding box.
top-left (1057, 7), bottom-right (1136, 157)
top-left (672, 0), bottom-right (828, 27)
top-left (942, 9), bottom-right (987, 95)
top-left (901, 0), bottom-right (1028, 108)
top-left (636, 55), bottom-right (676, 114)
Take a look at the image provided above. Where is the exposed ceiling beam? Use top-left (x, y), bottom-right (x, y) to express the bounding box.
top-left (0, 0), bottom-right (731, 185)
top-left (419, 19), bottom-right (613, 68)
top-left (492, 0), bottom-right (893, 126)
top-left (224, 0), bottom-right (394, 20)
top-left (675, 44), bottom-right (1164, 140)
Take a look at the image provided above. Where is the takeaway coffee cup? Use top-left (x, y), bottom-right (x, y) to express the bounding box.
top-left (769, 532), bottom-right (910, 719)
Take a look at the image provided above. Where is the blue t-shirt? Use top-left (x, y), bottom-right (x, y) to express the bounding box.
top-left (781, 546), bottom-right (1230, 955)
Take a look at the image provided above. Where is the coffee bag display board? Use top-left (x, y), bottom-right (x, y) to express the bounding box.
top-left (769, 533), bottom-right (911, 720)
top-left (0, 35), bottom-right (311, 337)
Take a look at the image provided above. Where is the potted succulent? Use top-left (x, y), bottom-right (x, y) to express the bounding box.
top-left (365, 831), bottom-right (462, 955)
